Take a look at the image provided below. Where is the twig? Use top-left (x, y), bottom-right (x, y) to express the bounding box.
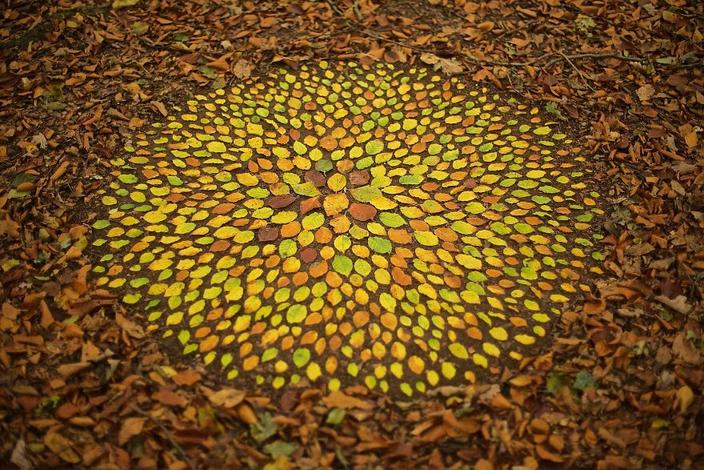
top-left (325, 0), bottom-right (343, 17)
top-left (352, 0), bottom-right (363, 21)
top-left (543, 52), bottom-right (646, 69)
top-left (138, 38), bottom-right (194, 54)
top-left (559, 51), bottom-right (595, 91)
top-left (132, 406), bottom-right (196, 470)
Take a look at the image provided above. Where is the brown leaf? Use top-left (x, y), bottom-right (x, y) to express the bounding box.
top-left (636, 84), bottom-right (655, 102)
top-left (474, 459), bottom-right (494, 470)
top-left (57, 362), bottom-right (91, 378)
top-left (672, 333), bottom-right (702, 365)
top-left (233, 59), bottom-right (254, 80)
top-left (257, 226), bottom-right (279, 242)
top-left (118, 417), bottom-right (146, 445)
top-left (172, 369), bottom-right (202, 386)
top-left (419, 53), bottom-right (463, 75)
top-left (236, 403), bottom-right (258, 424)
top-left (536, 444), bottom-right (564, 462)
top-left (268, 194), bottom-right (297, 209)
top-left (349, 203), bottom-right (377, 221)
top-left (0, 216), bottom-right (20, 238)
top-left (152, 387), bottom-right (188, 407)
top-left (44, 429), bottom-right (80, 464)
top-left (39, 300), bottom-right (54, 328)
top-left (684, 130), bottom-right (698, 149)
top-left (10, 439), bottom-right (32, 470)
top-left (207, 54), bottom-right (231, 71)
top-left (321, 391), bottom-right (373, 410)
top-left (300, 196), bottom-right (321, 214)
top-left (477, 21), bottom-right (495, 31)
top-left (116, 313), bottom-right (145, 338)
top-left (207, 387), bottom-right (246, 408)
top-left (151, 101), bottom-right (168, 116)
top-left (655, 294), bottom-right (691, 314)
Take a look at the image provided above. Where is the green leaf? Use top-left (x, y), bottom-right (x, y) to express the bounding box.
top-left (544, 101), bottom-right (567, 121)
top-left (332, 255), bottom-right (353, 276)
top-left (315, 159), bottom-right (333, 173)
top-left (378, 212), bottom-right (405, 228)
top-left (286, 304), bottom-right (307, 324)
top-left (292, 348), bottom-right (311, 368)
top-left (279, 239), bottom-right (297, 258)
top-left (546, 372), bottom-right (569, 395)
top-left (292, 182), bottom-right (320, 197)
top-left (118, 174), bottom-right (138, 184)
top-left (368, 236), bottom-right (392, 254)
top-left (250, 412), bottom-right (277, 443)
top-left (167, 175), bottom-right (183, 186)
top-left (326, 408), bottom-right (346, 425)
top-left (350, 185), bottom-right (381, 202)
top-left (263, 441), bottom-right (298, 458)
top-left (92, 219), bottom-right (110, 230)
top-left (365, 139), bottom-right (384, 155)
top-left (198, 65), bottom-right (218, 80)
top-left (428, 143), bottom-right (442, 155)
top-left (399, 174), bottom-right (423, 186)
top-left (572, 370), bottom-right (597, 392)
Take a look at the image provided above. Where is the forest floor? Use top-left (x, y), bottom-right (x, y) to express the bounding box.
top-left (1, 0), bottom-right (703, 469)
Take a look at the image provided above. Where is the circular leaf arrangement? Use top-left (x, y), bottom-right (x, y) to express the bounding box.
top-left (90, 61), bottom-right (605, 397)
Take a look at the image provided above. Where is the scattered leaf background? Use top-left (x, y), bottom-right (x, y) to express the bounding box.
top-left (0, 0), bottom-right (702, 468)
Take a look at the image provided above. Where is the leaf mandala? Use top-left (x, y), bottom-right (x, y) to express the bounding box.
top-left (90, 61), bottom-right (605, 396)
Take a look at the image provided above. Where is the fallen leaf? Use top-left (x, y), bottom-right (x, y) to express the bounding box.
top-left (57, 362), bottom-right (91, 378)
top-left (655, 294), bottom-right (691, 314)
top-left (636, 84), bottom-right (655, 102)
top-left (419, 53), bottom-right (463, 75)
top-left (116, 313), bottom-right (145, 338)
top-left (321, 391), bottom-right (373, 410)
top-left (672, 333), bottom-right (702, 365)
top-left (44, 429), bottom-right (80, 464)
top-left (233, 59), bottom-right (255, 80)
top-left (10, 439), bottom-right (32, 470)
top-left (207, 387), bottom-right (246, 408)
top-left (172, 369), bottom-right (202, 386)
top-left (677, 385), bottom-right (694, 413)
top-left (152, 388), bottom-right (188, 406)
top-left (118, 417), bottom-right (146, 445)
top-left (112, 0), bottom-right (139, 10)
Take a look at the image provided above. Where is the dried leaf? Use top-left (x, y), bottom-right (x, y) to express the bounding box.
top-left (118, 417), bottom-right (146, 445)
top-left (207, 387), bottom-right (246, 408)
top-left (419, 53), bottom-right (463, 75)
top-left (44, 429), bottom-right (80, 464)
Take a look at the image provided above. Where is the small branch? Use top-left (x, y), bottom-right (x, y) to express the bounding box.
top-left (325, 0), bottom-right (343, 17)
top-left (132, 407), bottom-right (196, 470)
top-left (559, 51), bottom-right (595, 91)
top-left (542, 52), bottom-right (646, 69)
top-left (138, 38), bottom-right (194, 54)
top-left (352, 0), bottom-right (363, 21)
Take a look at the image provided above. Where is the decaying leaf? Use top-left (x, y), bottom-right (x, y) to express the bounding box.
top-left (44, 429), bottom-right (80, 464)
top-left (118, 417), bottom-right (146, 445)
top-left (419, 53), bottom-right (463, 74)
top-left (206, 387), bottom-right (246, 408)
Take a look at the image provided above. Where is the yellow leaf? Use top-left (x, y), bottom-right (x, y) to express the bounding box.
top-left (678, 385), bottom-right (694, 413)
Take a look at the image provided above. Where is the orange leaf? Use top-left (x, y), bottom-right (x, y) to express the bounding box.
top-left (322, 391), bottom-right (374, 410)
top-left (118, 417), bottom-right (146, 445)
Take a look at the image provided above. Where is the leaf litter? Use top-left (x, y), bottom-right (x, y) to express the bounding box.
top-left (0, 0), bottom-right (703, 468)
